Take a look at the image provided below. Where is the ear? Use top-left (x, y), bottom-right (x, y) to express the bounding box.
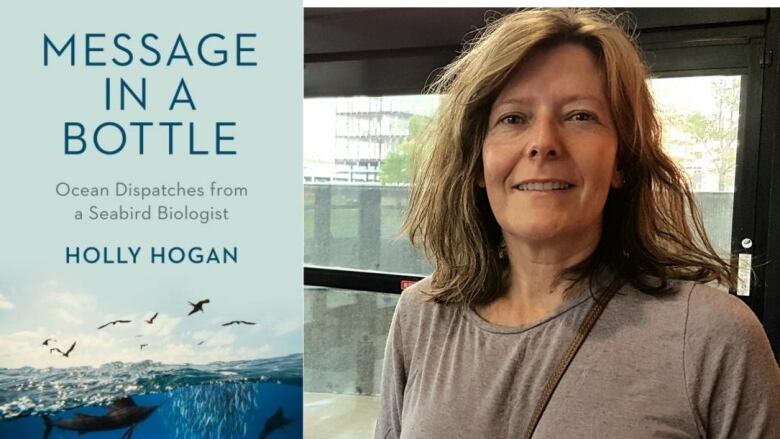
top-left (476, 168), bottom-right (486, 188)
top-left (610, 168), bottom-right (624, 189)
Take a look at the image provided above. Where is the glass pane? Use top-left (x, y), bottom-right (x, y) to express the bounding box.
top-left (303, 286), bottom-right (399, 438)
top-left (305, 78), bottom-right (742, 270)
top-left (650, 75), bottom-right (741, 257)
top-left (304, 96), bottom-right (439, 273)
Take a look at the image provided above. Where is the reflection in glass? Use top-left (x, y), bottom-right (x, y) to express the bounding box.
top-left (651, 76), bottom-right (741, 256)
top-left (304, 77), bottom-right (742, 268)
top-left (304, 96), bottom-right (439, 273)
top-left (304, 96), bottom-right (440, 184)
top-left (303, 287), bottom-right (398, 438)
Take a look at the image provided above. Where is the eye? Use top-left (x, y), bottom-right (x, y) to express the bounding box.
top-left (569, 112), bottom-right (597, 122)
top-left (498, 114), bottom-right (526, 125)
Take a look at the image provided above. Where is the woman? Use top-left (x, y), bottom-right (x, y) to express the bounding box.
top-left (375, 8), bottom-right (780, 439)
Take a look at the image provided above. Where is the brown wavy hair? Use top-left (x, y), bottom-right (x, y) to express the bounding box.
top-left (403, 8), bottom-right (735, 306)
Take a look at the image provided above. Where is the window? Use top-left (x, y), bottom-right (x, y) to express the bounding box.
top-left (304, 95), bottom-right (439, 273)
top-left (651, 75), bottom-right (742, 256)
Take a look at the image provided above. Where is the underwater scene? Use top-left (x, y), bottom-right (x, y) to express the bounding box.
top-left (0, 354), bottom-right (302, 439)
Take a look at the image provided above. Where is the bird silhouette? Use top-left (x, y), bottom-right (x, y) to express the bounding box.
top-left (50, 341), bottom-right (76, 357)
top-left (196, 341), bottom-right (205, 346)
top-left (221, 320), bottom-right (256, 326)
top-left (42, 338), bottom-right (56, 346)
top-left (145, 312), bottom-right (158, 324)
top-left (97, 320), bottom-right (132, 330)
top-left (140, 344), bottom-right (148, 351)
top-left (187, 299), bottom-right (210, 316)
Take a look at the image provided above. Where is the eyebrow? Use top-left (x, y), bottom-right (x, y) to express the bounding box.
top-left (492, 94), bottom-right (607, 109)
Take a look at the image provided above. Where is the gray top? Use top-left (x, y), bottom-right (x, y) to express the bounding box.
top-left (374, 278), bottom-right (780, 439)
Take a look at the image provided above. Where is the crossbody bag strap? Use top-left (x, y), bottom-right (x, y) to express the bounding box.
top-left (522, 289), bottom-right (616, 439)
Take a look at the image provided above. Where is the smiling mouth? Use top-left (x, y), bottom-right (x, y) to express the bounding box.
top-left (514, 181), bottom-right (574, 191)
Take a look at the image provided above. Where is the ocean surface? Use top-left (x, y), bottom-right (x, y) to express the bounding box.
top-left (0, 354), bottom-right (302, 439)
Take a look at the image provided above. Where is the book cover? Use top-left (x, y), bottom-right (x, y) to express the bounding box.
top-left (0, 2), bottom-right (303, 438)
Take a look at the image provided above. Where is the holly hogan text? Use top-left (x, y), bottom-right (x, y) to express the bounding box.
top-left (65, 246), bottom-right (238, 264)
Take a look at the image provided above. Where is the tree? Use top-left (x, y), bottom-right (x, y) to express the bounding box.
top-left (379, 115), bottom-right (431, 185)
top-left (674, 78), bottom-right (740, 191)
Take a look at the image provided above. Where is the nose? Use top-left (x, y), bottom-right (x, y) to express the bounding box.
top-left (528, 115), bottom-right (561, 159)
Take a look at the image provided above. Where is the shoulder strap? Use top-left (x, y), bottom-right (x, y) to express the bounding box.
top-left (522, 289), bottom-right (616, 439)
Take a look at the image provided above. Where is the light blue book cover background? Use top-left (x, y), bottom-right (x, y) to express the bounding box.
top-left (0, 2), bottom-right (303, 438)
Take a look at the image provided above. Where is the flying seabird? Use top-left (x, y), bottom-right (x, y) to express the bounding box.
top-left (50, 341), bottom-right (76, 358)
top-left (221, 320), bottom-right (256, 326)
top-left (42, 338), bottom-right (56, 346)
top-left (187, 299), bottom-right (210, 316)
top-left (97, 320), bottom-right (132, 330)
top-left (140, 344), bottom-right (148, 351)
top-left (196, 341), bottom-right (205, 346)
top-left (145, 312), bottom-right (158, 324)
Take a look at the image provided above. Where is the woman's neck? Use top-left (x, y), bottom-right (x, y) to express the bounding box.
top-left (476, 229), bottom-right (598, 326)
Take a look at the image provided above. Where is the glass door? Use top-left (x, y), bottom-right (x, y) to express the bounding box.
top-left (643, 34), bottom-right (766, 315)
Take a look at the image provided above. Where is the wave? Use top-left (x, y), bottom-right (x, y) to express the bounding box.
top-left (0, 353), bottom-right (302, 420)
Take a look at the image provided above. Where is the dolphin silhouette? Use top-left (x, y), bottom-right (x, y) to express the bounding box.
top-left (42, 396), bottom-right (157, 439)
top-left (258, 407), bottom-right (294, 439)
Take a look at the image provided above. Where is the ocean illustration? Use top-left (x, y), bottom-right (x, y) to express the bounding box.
top-left (0, 355), bottom-right (302, 438)
top-left (0, 283), bottom-right (303, 439)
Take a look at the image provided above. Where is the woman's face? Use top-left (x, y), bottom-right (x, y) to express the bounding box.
top-left (481, 43), bottom-right (621, 247)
